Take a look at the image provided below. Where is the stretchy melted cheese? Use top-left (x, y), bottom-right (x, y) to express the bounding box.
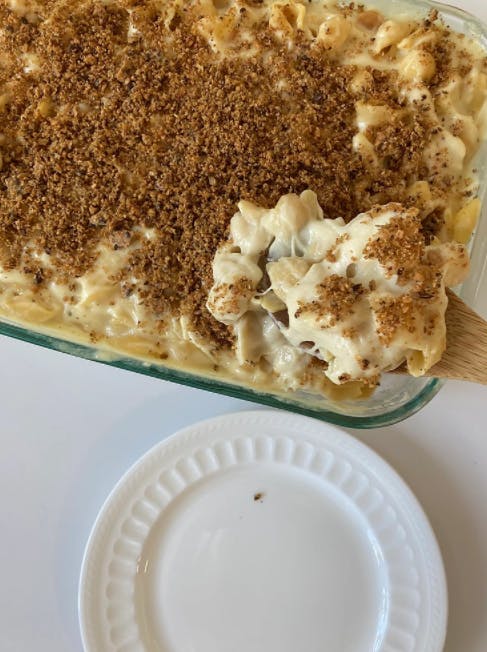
top-left (208, 192), bottom-right (469, 384)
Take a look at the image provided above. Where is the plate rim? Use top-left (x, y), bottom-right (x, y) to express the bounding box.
top-left (78, 409), bottom-right (448, 652)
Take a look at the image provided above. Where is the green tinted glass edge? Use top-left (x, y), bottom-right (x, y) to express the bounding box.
top-left (0, 319), bottom-right (443, 428)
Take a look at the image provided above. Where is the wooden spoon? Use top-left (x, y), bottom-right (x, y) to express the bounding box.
top-left (392, 290), bottom-right (487, 384)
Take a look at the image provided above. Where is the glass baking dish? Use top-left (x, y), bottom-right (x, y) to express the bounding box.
top-left (1, 0), bottom-right (486, 428)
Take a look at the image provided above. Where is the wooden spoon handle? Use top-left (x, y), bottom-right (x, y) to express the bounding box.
top-left (429, 290), bottom-right (487, 384)
top-left (393, 290), bottom-right (487, 384)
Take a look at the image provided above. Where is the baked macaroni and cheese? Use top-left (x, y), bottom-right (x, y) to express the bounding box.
top-left (0, 0), bottom-right (485, 400)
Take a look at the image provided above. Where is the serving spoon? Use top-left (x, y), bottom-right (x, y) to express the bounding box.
top-left (392, 290), bottom-right (487, 385)
top-left (268, 290), bottom-right (487, 385)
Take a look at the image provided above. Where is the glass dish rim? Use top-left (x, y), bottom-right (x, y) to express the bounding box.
top-left (0, 0), bottom-right (483, 428)
top-left (0, 319), bottom-right (444, 429)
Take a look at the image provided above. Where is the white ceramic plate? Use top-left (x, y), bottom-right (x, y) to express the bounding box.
top-left (79, 410), bottom-right (447, 652)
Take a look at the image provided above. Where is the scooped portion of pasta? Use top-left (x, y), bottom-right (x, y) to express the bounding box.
top-left (208, 191), bottom-right (469, 385)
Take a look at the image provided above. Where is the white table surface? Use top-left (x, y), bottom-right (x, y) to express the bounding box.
top-left (1, 1), bottom-right (487, 650)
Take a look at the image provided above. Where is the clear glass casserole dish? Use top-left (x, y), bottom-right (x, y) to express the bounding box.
top-left (0, 0), bottom-right (486, 428)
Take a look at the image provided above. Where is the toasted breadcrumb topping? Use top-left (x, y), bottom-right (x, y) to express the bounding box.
top-left (372, 294), bottom-right (417, 345)
top-left (363, 209), bottom-right (425, 278)
top-left (0, 0), bottom-right (475, 349)
top-left (295, 275), bottom-right (366, 326)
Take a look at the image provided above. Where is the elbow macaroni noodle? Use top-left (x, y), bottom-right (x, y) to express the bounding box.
top-left (0, 0), bottom-right (486, 399)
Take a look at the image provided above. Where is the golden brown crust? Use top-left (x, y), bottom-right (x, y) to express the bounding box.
top-left (295, 275), bottom-right (366, 326)
top-left (0, 0), bottom-right (470, 348)
top-left (363, 209), bottom-right (425, 277)
top-left (372, 294), bottom-right (417, 345)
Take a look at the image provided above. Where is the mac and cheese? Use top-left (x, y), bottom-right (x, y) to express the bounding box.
top-left (0, 0), bottom-right (485, 398)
